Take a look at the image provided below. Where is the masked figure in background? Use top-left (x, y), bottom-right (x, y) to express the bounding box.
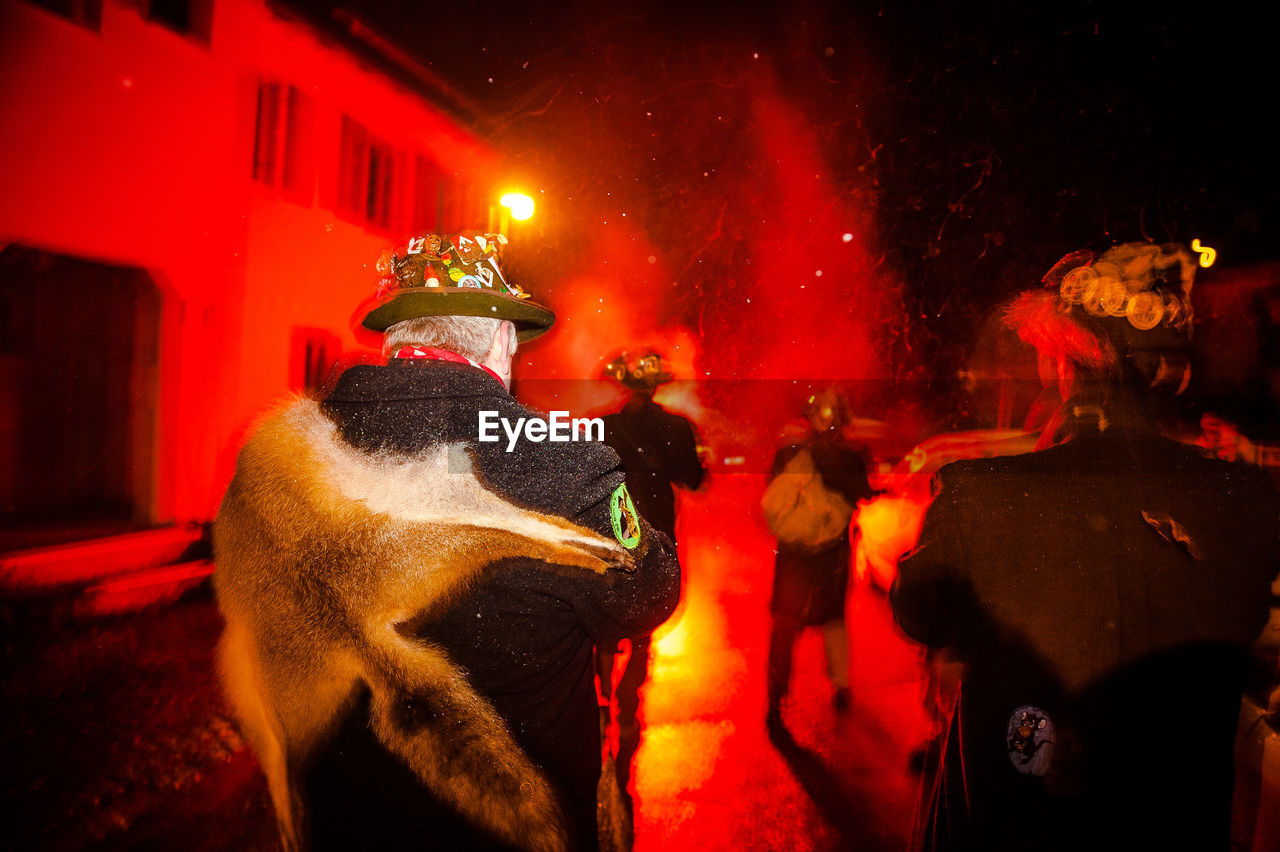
top-left (595, 350), bottom-right (704, 845)
top-left (762, 387), bottom-right (874, 728)
top-left (214, 232), bottom-right (681, 852)
top-left (891, 242), bottom-right (1280, 851)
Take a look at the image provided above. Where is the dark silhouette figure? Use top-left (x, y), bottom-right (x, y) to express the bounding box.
top-left (763, 387), bottom-right (874, 727)
top-left (595, 350), bottom-right (704, 846)
top-left (891, 242), bottom-right (1280, 851)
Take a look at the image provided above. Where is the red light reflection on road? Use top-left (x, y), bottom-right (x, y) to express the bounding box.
top-left (630, 476), bottom-right (928, 851)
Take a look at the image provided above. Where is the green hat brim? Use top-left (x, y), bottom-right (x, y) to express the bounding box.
top-left (361, 288), bottom-right (555, 342)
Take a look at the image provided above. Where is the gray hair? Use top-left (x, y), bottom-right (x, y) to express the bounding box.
top-left (382, 315), bottom-right (509, 363)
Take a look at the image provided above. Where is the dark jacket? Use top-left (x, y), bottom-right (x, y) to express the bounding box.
top-left (891, 419), bottom-right (1280, 851)
top-left (602, 396), bottom-right (703, 540)
top-left (307, 360), bottom-right (681, 852)
top-left (769, 430), bottom-right (873, 624)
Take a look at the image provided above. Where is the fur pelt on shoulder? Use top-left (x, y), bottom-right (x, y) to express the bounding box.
top-left (213, 397), bottom-right (628, 852)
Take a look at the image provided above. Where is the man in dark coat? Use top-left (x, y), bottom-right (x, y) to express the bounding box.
top-left (891, 242), bottom-right (1280, 851)
top-left (765, 386), bottom-right (874, 726)
top-left (595, 350), bottom-right (703, 827)
top-left (599, 351), bottom-right (703, 541)
top-left (215, 232), bottom-right (680, 852)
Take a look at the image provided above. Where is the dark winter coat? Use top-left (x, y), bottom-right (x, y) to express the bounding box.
top-left (301, 360), bottom-right (681, 851)
top-left (602, 396), bottom-right (703, 540)
top-left (891, 418), bottom-right (1280, 851)
top-left (768, 431), bottom-right (873, 625)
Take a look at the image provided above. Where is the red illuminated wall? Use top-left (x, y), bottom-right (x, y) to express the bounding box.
top-left (0, 0), bottom-right (499, 534)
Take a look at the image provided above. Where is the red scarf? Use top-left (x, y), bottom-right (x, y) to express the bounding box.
top-left (392, 346), bottom-right (505, 387)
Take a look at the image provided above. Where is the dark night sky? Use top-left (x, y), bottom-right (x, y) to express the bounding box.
top-left (331, 0), bottom-right (1275, 257)
top-left (300, 0), bottom-right (1278, 427)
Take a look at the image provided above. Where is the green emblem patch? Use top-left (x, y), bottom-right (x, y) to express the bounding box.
top-left (609, 483), bottom-right (641, 550)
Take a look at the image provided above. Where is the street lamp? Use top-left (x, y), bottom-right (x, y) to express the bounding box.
top-left (496, 192), bottom-right (535, 236)
top-left (501, 192), bottom-right (535, 221)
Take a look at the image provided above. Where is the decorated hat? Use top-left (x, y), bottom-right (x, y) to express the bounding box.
top-left (1007, 241), bottom-right (1203, 367)
top-left (360, 231), bottom-right (555, 342)
top-left (803, 386), bottom-right (851, 430)
top-left (602, 349), bottom-right (674, 390)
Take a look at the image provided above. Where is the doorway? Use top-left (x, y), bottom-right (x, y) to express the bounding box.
top-left (0, 246), bottom-right (161, 551)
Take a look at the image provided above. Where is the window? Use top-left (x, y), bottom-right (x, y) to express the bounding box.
top-left (23, 0), bottom-right (102, 29)
top-left (252, 83), bottom-right (281, 185)
top-left (440, 176), bottom-right (481, 230)
top-left (281, 87), bottom-right (313, 196)
top-left (145, 0), bottom-right (212, 42)
top-left (366, 144), bottom-right (393, 228)
top-left (290, 328), bottom-right (341, 395)
top-left (451, 180), bottom-right (474, 230)
top-left (413, 155), bottom-right (443, 233)
top-left (253, 82), bottom-right (315, 202)
top-left (338, 116), bottom-right (396, 231)
top-left (463, 181), bottom-right (489, 230)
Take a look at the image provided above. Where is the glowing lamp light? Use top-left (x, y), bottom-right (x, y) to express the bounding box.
top-left (500, 193), bottom-right (535, 221)
top-left (1191, 238), bottom-right (1216, 268)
